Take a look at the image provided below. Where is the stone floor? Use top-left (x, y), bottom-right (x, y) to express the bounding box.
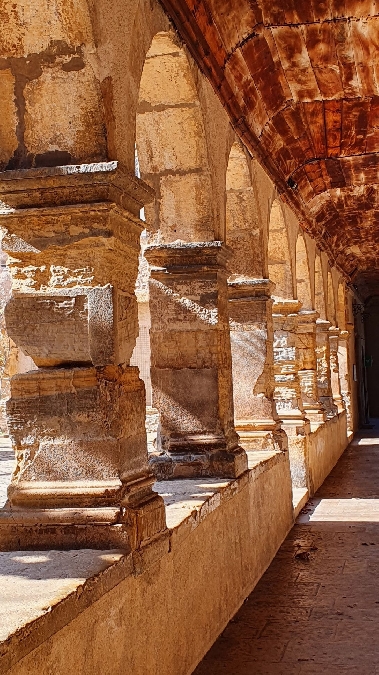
top-left (194, 424), bottom-right (379, 675)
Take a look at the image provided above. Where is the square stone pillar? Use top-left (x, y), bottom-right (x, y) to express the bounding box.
top-left (272, 299), bottom-right (310, 489)
top-left (0, 163), bottom-right (167, 551)
top-left (316, 319), bottom-right (337, 418)
top-left (329, 326), bottom-right (345, 414)
top-left (145, 242), bottom-right (247, 479)
top-left (338, 326), bottom-right (354, 434)
top-left (228, 279), bottom-right (287, 452)
top-left (297, 310), bottom-right (326, 429)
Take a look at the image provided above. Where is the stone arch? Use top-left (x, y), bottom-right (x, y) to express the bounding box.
top-left (136, 31), bottom-right (214, 243)
top-left (296, 233), bottom-right (312, 311)
top-left (268, 199), bottom-right (293, 299)
top-left (315, 254), bottom-right (326, 319)
top-left (225, 140), bottom-right (262, 279)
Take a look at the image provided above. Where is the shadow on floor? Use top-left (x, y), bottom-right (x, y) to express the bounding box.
top-left (193, 429), bottom-right (379, 675)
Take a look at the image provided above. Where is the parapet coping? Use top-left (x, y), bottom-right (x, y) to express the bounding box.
top-left (0, 449), bottom-right (285, 674)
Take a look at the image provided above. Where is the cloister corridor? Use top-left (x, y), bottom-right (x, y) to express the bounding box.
top-left (194, 424), bottom-right (379, 675)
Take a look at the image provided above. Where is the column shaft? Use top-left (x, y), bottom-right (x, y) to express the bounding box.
top-left (329, 327), bottom-right (344, 413)
top-left (228, 279), bottom-right (286, 452)
top-left (273, 300), bottom-right (310, 489)
top-left (316, 319), bottom-right (337, 418)
top-left (145, 242), bottom-right (247, 479)
top-left (338, 327), bottom-right (354, 434)
top-left (297, 310), bottom-right (326, 428)
top-left (0, 163), bottom-right (167, 551)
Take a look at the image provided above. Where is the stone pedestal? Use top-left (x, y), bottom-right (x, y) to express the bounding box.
top-left (0, 163), bottom-right (167, 551)
top-left (145, 242), bottom-right (247, 479)
top-left (297, 310), bottom-right (326, 428)
top-left (329, 327), bottom-right (344, 414)
top-left (316, 319), bottom-right (337, 418)
top-left (273, 299), bottom-right (310, 489)
top-left (338, 327), bottom-right (354, 433)
top-left (228, 279), bottom-right (286, 452)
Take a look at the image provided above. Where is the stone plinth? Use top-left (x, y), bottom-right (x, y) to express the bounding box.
top-left (272, 299), bottom-right (310, 489)
top-left (228, 279), bottom-right (287, 452)
top-left (297, 310), bottom-right (326, 428)
top-left (145, 242), bottom-right (247, 479)
top-left (0, 163), bottom-right (167, 551)
top-left (316, 319), bottom-right (337, 419)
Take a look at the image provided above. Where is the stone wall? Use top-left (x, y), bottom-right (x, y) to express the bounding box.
top-left (3, 452), bottom-right (293, 675)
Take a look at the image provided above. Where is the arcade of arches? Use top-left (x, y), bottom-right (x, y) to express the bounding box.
top-left (0, 2), bottom-right (378, 674)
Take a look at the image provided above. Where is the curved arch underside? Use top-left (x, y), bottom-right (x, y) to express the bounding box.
top-left (159, 0), bottom-right (379, 294)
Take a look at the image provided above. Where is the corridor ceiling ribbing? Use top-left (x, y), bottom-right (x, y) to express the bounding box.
top-left (159, 0), bottom-right (379, 297)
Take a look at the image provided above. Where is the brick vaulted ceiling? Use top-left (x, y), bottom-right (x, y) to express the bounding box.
top-left (159, 0), bottom-right (379, 296)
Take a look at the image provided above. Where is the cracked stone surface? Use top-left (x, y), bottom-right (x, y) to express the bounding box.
top-left (194, 424), bottom-right (379, 674)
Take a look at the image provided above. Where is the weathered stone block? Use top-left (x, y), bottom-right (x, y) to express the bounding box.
top-left (6, 366), bottom-right (148, 508)
top-left (159, 172), bottom-right (213, 242)
top-left (0, 69), bottom-right (17, 167)
top-left (5, 287), bottom-right (138, 367)
top-left (24, 65), bottom-right (106, 164)
top-left (139, 52), bottom-right (197, 107)
top-left (136, 107), bottom-right (207, 173)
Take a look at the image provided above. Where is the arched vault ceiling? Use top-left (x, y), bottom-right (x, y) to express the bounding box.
top-left (159, 0), bottom-right (379, 286)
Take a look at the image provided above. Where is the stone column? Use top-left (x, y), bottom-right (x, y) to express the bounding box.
top-left (316, 319), bottom-right (337, 418)
top-left (0, 163), bottom-right (167, 551)
top-left (272, 299), bottom-right (310, 488)
top-left (228, 279), bottom-right (286, 452)
top-left (297, 310), bottom-right (326, 428)
top-left (329, 326), bottom-right (344, 414)
top-left (145, 242), bottom-right (247, 479)
top-left (338, 326), bottom-right (354, 433)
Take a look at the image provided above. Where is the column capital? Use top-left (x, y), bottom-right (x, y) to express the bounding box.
top-left (145, 241), bottom-right (230, 273)
top-left (316, 318), bottom-right (331, 331)
top-left (0, 161), bottom-right (154, 217)
top-left (297, 309), bottom-right (319, 323)
top-left (329, 325), bottom-right (341, 337)
top-left (273, 298), bottom-right (302, 316)
top-left (227, 278), bottom-right (274, 301)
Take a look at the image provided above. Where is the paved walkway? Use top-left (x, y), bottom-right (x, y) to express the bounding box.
top-left (194, 427), bottom-right (379, 675)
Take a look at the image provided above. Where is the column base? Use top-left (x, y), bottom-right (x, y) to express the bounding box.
top-left (149, 444), bottom-right (248, 480)
top-left (0, 491), bottom-right (167, 551)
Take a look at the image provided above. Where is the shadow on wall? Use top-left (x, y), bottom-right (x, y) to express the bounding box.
top-left (365, 300), bottom-right (379, 417)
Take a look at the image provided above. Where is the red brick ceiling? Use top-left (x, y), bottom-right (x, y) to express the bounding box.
top-left (159, 0), bottom-right (379, 294)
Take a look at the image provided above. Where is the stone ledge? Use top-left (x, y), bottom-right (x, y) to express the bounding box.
top-left (0, 447), bottom-right (286, 674)
top-left (0, 162), bottom-right (154, 217)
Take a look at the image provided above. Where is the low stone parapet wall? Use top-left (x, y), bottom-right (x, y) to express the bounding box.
top-left (308, 412), bottom-right (349, 494)
top-left (1, 451), bottom-right (293, 675)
